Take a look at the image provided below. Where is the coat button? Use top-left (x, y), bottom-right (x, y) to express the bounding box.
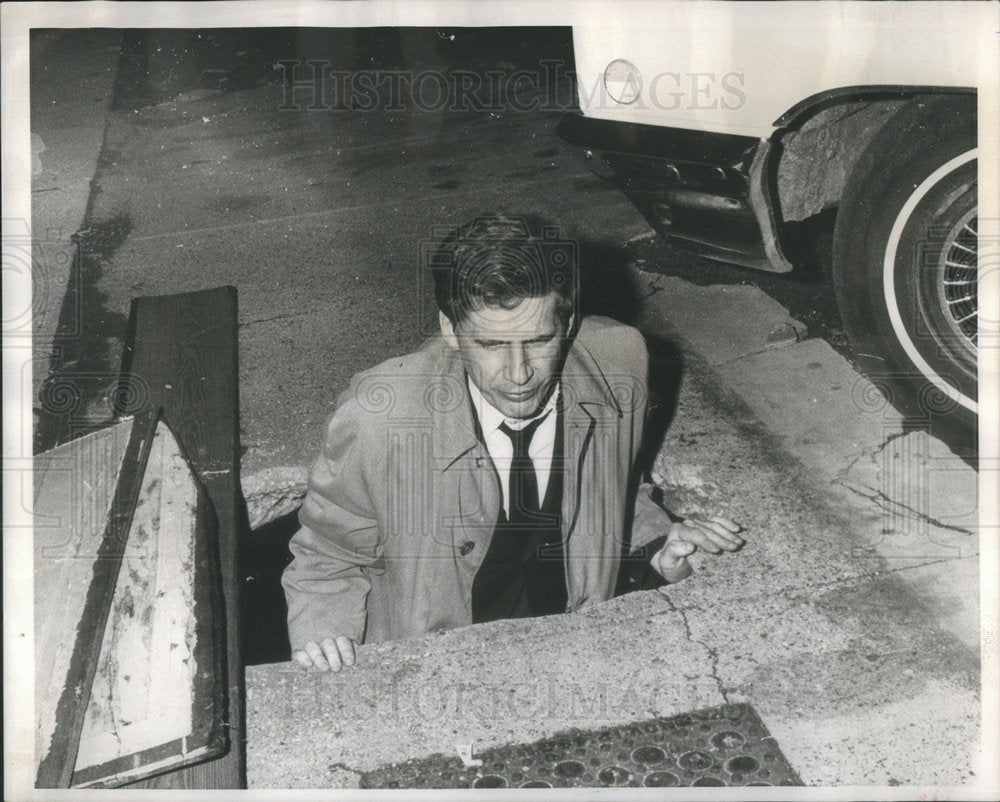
top-left (459, 541), bottom-right (475, 556)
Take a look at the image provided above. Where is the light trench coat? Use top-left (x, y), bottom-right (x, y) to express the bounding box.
top-left (282, 316), bottom-right (668, 647)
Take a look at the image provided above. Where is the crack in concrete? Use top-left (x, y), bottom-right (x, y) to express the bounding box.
top-left (832, 429), bottom-right (909, 485)
top-left (327, 760), bottom-right (363, 776)
top-left (639, 273), bottom-right (666, 301)
top-left (702, 325), bottom-right (810, 369)
top-left (240, 311), bottom-right (311, 327)
top-left (656, 593), bottom-right (730, 704)
top-left (831, 430), bottom-right (974, 537)
top-left (835, 480), bottom-right (976, 537)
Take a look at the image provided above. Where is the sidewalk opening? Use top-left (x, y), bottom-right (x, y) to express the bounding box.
top-left (240, 509), bottom-right (297, 666)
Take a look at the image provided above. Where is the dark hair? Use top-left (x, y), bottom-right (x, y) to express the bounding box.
top-left (431, 214), bottom-right (577, 326)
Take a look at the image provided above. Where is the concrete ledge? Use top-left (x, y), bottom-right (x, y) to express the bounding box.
top-left (246, 592), bottom-right (723, 788)
top-left (246, 562), bottom-right (981, 789)
top-left (241, 465), bottom-right (307, 530)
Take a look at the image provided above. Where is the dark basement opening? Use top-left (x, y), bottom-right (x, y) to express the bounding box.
top-left (240, 510), bottom-right (297, 666)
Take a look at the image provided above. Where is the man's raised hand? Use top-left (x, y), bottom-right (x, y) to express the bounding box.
top-left (651, 515), bottom-right (744, 583)
top-left (293, 636), bottom-right (357, 672)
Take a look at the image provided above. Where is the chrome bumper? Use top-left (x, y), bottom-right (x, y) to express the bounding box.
top-left (556, 113), bottom-right (790, 273)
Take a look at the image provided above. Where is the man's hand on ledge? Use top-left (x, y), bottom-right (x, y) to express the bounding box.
top-left (293, 636), bottom-right (357, 672)
top-left (651, 515), bottom-right (744, 583)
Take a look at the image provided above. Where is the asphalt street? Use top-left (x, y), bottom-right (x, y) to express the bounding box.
top-left (34, 27), bottom-right (853, 465)
top-left (26, 27), bottom-right (989, 793)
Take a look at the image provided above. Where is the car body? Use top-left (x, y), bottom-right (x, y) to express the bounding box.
top-left (557, 1), bottom-right (989, 438)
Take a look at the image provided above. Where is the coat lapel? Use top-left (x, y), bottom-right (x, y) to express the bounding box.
top-left (559, 336), bottom-right (625, 607)
top-left (427, 340), bottom-right (501, 564)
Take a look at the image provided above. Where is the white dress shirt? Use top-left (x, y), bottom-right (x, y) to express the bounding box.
top-left (467, 377), bottom-right (560, 518)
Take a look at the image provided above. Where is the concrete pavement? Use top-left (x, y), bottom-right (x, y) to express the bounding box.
top-left (633, 276), bottom-right (981, 650)
top-left (26, 29), bottom-right (993, 793)
top-left (245, 349), bottom-right (981, 789)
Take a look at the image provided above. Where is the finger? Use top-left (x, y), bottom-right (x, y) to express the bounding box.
top-left (671, 523), bottom-right (724, 553)
top-left (705, 514), bottom-right (742, 533)
top-left (335, 636), bottom-right (356, 667)
top-left (304, 641), bottom-right (330, 671)
top-left (320, 637), bottom-right (343, 672)
top-left (688, 518), bottom-right (744, 545)
top-left (292, 649), bottom-right (313, 670)
top-left (685, 521), bottom-right (742, 551)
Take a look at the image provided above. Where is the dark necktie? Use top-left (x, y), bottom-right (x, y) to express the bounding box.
top-left (499, 416), bottom-right (546, 526)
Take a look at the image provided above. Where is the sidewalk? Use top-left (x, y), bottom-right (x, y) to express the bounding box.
top-left (634, 275), bottom-right (982, 652)
top-left (245, 337), bottom-right (983, 789)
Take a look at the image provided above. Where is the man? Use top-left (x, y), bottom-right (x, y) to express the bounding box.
top-left (282, 215), bottom-right (742, 671)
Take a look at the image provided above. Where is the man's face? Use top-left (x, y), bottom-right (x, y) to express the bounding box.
top-left (441, 293), bottom-right (573, 420)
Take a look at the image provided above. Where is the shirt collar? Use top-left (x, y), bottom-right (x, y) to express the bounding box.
top-left (466, 375), bottom-right (560, 434)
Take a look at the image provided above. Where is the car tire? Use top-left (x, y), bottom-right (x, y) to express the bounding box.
top-left (832, 94), bottom-right (977, 452)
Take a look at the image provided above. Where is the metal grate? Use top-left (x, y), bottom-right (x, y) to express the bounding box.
top-left (360, 703), bottom-right (802, 789)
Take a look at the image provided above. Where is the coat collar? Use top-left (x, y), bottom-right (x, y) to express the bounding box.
top-left (429, 326), bottom-right (623, 471)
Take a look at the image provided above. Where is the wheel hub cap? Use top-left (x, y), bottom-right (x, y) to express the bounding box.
top-left (937, 208), bottom-right (978, 352)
